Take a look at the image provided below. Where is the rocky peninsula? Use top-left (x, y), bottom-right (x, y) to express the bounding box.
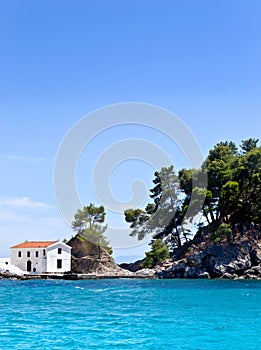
top-left (121, 224), bottom-right (261, 280)
top-left (1, 225), bottom-right (261, 280)
top-left (67, 234), bottom-right (134, 277)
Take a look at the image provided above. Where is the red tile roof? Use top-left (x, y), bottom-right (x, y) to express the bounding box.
top-left (11, 241), bottom-right (58, 249)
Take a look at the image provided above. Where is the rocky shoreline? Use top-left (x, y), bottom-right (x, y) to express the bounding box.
top-left (2, 227), bottom-right (261, 281)
top-left (121, 226), bottom-right (261, 280)
top-left (152, 240), bottom-right (261, 280)
top-left (0, 272), bottom-right (155, 280)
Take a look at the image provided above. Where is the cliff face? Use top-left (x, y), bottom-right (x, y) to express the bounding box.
top-left (157, 226), bottom-right (261, 279)
top-left (118, 225), bottom-right (261, 279)
top-left (68, 226), bottom-right (261, 279)
top-left (67, 235), bottom-right (132, 276)
top-left (119, 259), bottom-right (145, 272)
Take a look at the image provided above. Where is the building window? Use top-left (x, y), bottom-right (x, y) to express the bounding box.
top-left (18, 251), bottom-right (21, 258)
top-left (35, 251), bottom-right (39, 258)
top-left (33, 268), bottom-right (36, 272)
top-left (57, 259), bottom-right (62, 269)
top-left (43, 249), bottom-right (46, 256)
top-left (27, 251), bottom-right (30, 258)
top-left (58, 248), bottom-right (62, 254)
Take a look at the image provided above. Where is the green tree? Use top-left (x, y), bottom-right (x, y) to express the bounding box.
top-left (72, 204), bottom-right (112, 255)
top-left (124, 208), bottom-right (148, 227)
top-left (204, 142), bottom-right (237, 222)
top-left (125, 138), bottom-right (261, 255)
top-left (219, 181), bottom-right (240, 222)
top-left (232, 146), bottom-right (261, 224)
top-left (240, 138), bottom-right (259, 154)
top-left (142, 239), bottom-right (170, 268)
top-left (179, 142), bottom-right (238, 225)
top-left (211, 223), bottom-right (232, 244)
top-left (125, 166), bottom-right (186, 246)
top-left (180, 139), bottom-right (261, 231)
top-left (149, 166), bottom-right (184, 246)
top-left (124, 208), bottom-right (150, 240)
top-left (72, 203), bottom-right (105, 230)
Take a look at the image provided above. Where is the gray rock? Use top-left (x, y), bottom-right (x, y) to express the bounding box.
top-left (136, 268), bottom-right (156, 277)
top-left (251, 265), bottom-right (261, 276)
top-left (187, 253), bottom-right (203, 268)
top-left (143, 227), bottom-right (261, 280)
top-left (198, 271), bottom-right (210, 279)
top-left (172, 261), bottom-right (186, 272)
top-left (184, 266), bottom-right (196, 278)
top-left (221, 272), bottom-right (235, 279)
top-left (119, 259), bottom-right (145, 272)
top-left (68, 235), bottom-right (133, 276)
top-left (244, 273), bottom-right (256, 279)
top-left (235, 275), bottom-right (245, 280)
top-left (202, 243), bottom-right (253, 277)
top-left (244, 268), bottom-right (257, 276)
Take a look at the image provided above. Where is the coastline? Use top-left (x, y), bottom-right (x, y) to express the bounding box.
top-left (0, 272), bottom-right (156, 280)
top-left (1, 271), bottom-right (261, 281)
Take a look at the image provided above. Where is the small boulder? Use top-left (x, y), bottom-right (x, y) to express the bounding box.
top-left (184, 266), bottom-right (196, 278)
top-left (136, 268), bottom-right (156, 277)
top-left (221, 272), bottom-right (235, 279)
top-left (198, 271), bottom-right (210, 279)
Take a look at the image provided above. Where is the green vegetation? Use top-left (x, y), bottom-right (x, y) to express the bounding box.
top-left (124, 166), bottom-right (190, 247)
top-left (69, 138), bottom-right (260, 267)
top-left (143, 239), bottom-right (169, 268)
top-left (196, 138), bottom-right (261, 226)
top-left (72, 203), bottom-right (112, 255)
top-left (210, 223), bottom-right (232, 243)
top-left (125, 138), bottom-right (261, 264)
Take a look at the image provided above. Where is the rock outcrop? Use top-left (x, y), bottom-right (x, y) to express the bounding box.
top-left (156, 229), bottom-right (261, 279)
top-left (0, 271), bottom-right (20, 279)
top-left (119, 259), bottom-right (145, 272)
top-left (121, 226), bottom-right (261, 279)
top-left (67, 235), bottom-right (133, 276)
top-left (157, 243), bottom-right (259, 279)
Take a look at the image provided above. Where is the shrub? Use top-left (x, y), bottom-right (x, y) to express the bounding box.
top-left (143, 239), bottom-right (169, 268)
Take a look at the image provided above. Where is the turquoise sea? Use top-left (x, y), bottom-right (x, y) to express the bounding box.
top-left (0, 279), bottom-right (260, 349)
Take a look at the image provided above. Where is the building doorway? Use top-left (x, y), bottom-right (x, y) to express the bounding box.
top-left (57, 259), bottom-right (62, 269)
top-left (27, 260), bottom-right (32, 272)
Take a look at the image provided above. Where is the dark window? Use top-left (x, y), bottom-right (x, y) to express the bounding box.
top-left (57, 259), bottom-right (62, 269)
top-left (27, 260), bottom-right (32, 272)
top-left (27, 251), bottom-right (30, 258)
top-left (58, 248), bottom-right (62, 254)
top-left (43, 249), bottom-right (46, 256)
top-left (33, 268), bottom-right (36, 272)
top-left (35, 251), bottom-right (39, 258)
top-left (18, 251), bottom-right (21, 258)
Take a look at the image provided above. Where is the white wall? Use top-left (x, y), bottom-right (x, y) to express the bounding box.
top-left (11, 248), bottom-right (47, 273)
top-left (46, 242), bottom-right (71, 273)
top-left (10, 242), bottom-right (71, 274)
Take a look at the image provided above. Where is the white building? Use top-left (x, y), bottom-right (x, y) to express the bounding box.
top-left (10, 241), bottom-right (72, 274)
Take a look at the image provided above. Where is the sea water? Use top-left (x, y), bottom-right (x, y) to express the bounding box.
top-left (0, 279), bottom-right (260, 350)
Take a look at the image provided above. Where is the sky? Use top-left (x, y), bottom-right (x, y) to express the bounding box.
top-left (0, 0), bottom-right (260, 261)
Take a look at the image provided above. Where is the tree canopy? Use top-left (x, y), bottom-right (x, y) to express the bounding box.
top-left (72, 203), bottom-right (112, 254)
top-left (125, 138), bottom-right (261, 258)
top-left (179, 138), bottom-right (261, 227)
top-left (142, 239), bottom-right (169, 268)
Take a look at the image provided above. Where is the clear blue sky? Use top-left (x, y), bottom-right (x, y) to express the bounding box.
top-left (0, 0), bottom-right (260, 261)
